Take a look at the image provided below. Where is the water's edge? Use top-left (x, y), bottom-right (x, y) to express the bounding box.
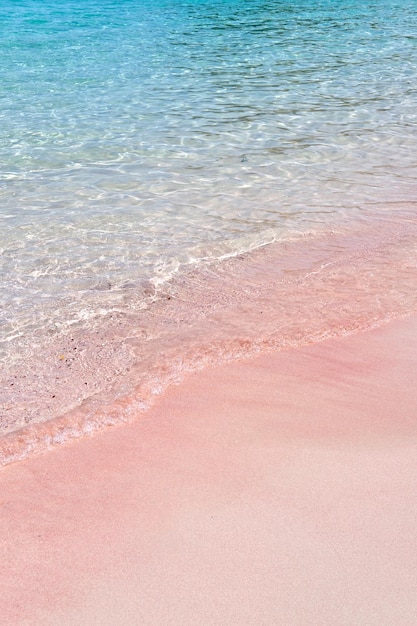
top-left (2, 205), bottom-right (417, 468)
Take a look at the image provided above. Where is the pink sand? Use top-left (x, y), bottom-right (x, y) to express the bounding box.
top-left (1, 316), bottom-right (417, 624)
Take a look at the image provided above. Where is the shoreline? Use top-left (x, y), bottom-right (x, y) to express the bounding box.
top-left (2, 314), bottom-right (417, 624)
top-left (3, 209), bottom-right (417, 466)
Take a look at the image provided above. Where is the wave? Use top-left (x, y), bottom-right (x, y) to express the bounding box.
top-left (2, 205), bottom-right (417, 467)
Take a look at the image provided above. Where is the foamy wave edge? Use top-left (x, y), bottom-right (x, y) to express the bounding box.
top-left (0, 309), bottom-right (410, 470)
top-left (3, 208), bottom-right (417, 468)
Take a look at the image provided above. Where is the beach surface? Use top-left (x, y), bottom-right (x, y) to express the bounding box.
top-left (1, 315), bottom-right (417, 625)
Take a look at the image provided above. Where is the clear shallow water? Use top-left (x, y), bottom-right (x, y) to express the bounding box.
top-left (1, 0), bottom-right (417, 463)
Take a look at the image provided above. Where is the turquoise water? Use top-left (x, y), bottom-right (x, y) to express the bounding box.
top-left (2, 0), bottom-right (417, 460)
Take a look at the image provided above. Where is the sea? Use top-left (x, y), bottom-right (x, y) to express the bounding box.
top-left (1, 0), bottom-right (417, 465)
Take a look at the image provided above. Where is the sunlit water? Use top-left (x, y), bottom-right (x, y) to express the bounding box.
top-left (1, 0), bottom-right (417, 463)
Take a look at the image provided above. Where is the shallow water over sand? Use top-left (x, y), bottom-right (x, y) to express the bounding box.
top-left (1, 0), bottom-right (417, 463)
top-left (2, 205), bottom-right (417, 466)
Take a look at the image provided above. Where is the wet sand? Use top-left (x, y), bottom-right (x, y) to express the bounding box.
top-left (1, 315), bottom-right (417, 625)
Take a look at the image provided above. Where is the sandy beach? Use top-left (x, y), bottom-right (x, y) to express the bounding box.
top-left (1, 315), bottom-right (417, 625)
top-left (3, 2), bottom-right (417, 624)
